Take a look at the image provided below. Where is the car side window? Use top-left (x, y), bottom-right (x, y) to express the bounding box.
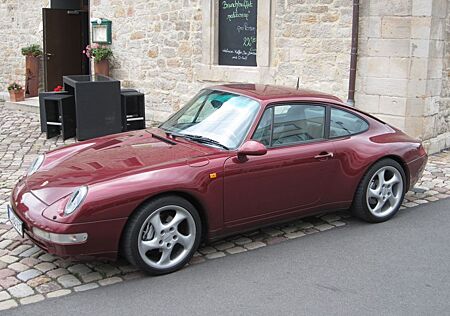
top-left (330, 108), bottom-right (369, 138)
top-left (252, 104), bottom-right (326, 147)
top-left (272, 104), bottom-right (325, 146)
top-left (252, 108), bottom-right (273, 146)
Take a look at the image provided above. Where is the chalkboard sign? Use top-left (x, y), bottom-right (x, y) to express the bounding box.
top-left (219, 0), bottom-right (258, 67)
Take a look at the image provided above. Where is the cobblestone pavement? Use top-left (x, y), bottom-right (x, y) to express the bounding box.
top-left (0, 106), bottom-right (449, 311)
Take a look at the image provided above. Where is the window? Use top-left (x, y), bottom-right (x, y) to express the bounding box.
top-left (197, 0), bottom-right (272, 82)
top-left (330, 108), bottom-right (369, 138)
top-left (218, 0), bottom-right (258, 66)
top-left (252, 104), bottom-right (326, 147)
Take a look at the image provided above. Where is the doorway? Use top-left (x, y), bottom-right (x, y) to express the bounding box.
top-left (43, 1), bottom-right (90, 91)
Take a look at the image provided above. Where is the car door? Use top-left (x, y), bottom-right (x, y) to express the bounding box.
top-left (223, 103), bottom-right (339, 226)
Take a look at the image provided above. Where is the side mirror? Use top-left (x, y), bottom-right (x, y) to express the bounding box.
top-left (237, 140), bottom-right (267, 160)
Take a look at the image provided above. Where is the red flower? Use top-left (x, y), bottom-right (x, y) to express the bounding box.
top-left (53, 85), bottom-right (63, 92)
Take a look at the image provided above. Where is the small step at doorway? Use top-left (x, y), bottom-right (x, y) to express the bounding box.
top-left (4, 97), bottom-right (39, 114)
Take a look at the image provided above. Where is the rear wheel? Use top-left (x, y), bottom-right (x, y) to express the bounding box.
top-left (122, 195), bottom-right (201, 275)
top-left (351, 159), bottom-right (406, 223)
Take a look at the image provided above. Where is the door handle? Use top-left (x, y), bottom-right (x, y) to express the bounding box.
top-left (314, 152), bottom-right (334, 159)
top-left (46, 53), bottom-right (53, 60)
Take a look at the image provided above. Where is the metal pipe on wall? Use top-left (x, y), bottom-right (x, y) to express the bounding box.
top-left (347, 0), bottom-right (360, 106)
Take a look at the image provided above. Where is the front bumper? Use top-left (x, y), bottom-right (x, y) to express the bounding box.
top-left (10, 182), bottom-right (127, 260)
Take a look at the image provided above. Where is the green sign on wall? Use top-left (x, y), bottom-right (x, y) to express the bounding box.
top-left (91, 18), bottom-right (112, 44)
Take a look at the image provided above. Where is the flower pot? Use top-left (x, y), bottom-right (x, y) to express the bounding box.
top-left (25, 55), bottom-right (40, 97)
top-left (9, 89), bottom-right (25, 102)
top-left (94, 60), bottom-right (110, 77)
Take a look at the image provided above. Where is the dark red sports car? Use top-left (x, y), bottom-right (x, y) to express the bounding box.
top-left (9, 84), bottom-right (427, 275)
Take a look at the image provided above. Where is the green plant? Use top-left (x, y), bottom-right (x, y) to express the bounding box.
top-left (83, 44), bottom-right (113, 62)
top-left (21, 44), bottom-right (43, 57)
top-left (7, 82), bottom-right (23, 91)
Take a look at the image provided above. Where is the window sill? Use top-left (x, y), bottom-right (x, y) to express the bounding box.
top-left (194, 64), bottom-right (275, 83)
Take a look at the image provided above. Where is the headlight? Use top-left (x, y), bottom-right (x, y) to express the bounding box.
top-left (64, 186), bottom-right (88, 216)
top-left (27, 154), bottom-right (44, 176)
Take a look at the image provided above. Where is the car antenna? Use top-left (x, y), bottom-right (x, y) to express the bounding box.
top-left (296, 77), bottom-right (300, 90)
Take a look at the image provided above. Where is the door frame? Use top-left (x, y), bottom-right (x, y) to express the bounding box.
top-left (43, 2), bottom-right (90, 91)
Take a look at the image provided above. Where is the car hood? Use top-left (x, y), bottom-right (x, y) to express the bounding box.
top-left (26, 129), bottom-right (209, 205)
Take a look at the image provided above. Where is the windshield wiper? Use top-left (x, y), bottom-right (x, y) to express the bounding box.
top-left (162, 130), bottom-right (229, 150)
top-left (183, 134), bottom-right (229, 150)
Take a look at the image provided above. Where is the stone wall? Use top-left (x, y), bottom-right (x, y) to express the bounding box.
top-left (356, 0), bottom-right (411, 130)
top-left (430, 3), bottom-right (450, 152)
top-left (90, 0), bottom-right (204, 122)
top-left (90, 0), bottom-right (353, 122)
top-left (269, 0), bottom-right (352, 94)
top-left (356, 0), bottom-right (450, 152)
top-left (0, 0), bottom-right (47, 96)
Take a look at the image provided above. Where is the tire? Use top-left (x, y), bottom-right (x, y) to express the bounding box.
top-left (121, 195), bottom-right (202, 275)
top-left (351, 158), bottom-right (406, 223)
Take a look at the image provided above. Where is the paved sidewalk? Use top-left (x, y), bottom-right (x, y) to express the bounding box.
top-left (0, 107), bottom-right (449, 311)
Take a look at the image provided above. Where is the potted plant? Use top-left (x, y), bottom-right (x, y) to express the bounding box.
top-left (83, 44), bottom-right (113, 77)
top-left (8, 82), bottom-right (25, 102)
top-left (21, 44), bottom-right (42, 97)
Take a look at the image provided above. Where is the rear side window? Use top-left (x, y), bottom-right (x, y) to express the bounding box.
top-left (330, 108), bottom-right (369, 138)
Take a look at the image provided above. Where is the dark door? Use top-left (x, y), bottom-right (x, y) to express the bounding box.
top-left (43, 8), bottom-right (89, 91)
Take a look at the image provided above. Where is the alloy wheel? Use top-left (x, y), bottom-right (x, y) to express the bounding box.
top-left (366, 166), bottom-right (404, 218)
top-left (137, 205), bottom-right (196, 270)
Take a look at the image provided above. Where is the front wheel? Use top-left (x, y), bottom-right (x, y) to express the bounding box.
top-left (121, 196), bottom-right (202, 275)
top-left (351, 159), bottom-right (406, 223)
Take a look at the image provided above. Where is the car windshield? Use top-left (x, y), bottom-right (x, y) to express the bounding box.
top-left (159, 89), bottom-right (260, 149)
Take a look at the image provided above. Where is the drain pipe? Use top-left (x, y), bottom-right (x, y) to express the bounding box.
top-left (347, 0), bottom-right (360, 107)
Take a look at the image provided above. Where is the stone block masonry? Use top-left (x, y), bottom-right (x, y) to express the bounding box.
top-left (89, 0), bottom-right (355, 122)
top-left (357, 0), bottom-right (449, 153)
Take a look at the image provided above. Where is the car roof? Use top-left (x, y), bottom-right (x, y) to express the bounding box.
top-left (209, 84), bottom-right (343, 103)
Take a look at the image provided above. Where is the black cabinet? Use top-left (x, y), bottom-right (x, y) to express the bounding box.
top-left (120, 91), bottom-right (146, 131)
top-left (44, 95), bottom-right (76, 140)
